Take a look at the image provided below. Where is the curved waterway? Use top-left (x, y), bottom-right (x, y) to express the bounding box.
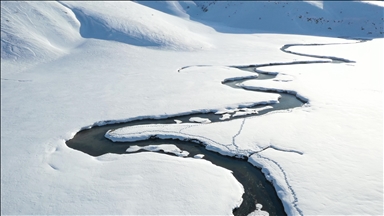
top-left (66, 40), bottom-right (363, 216)
top-left (67, 76), bottom-right (299, 215)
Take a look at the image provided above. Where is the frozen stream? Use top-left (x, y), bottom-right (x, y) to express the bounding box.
top-left (66, 40), bottom-right (362, 215)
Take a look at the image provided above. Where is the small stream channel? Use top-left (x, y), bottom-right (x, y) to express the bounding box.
top-left (66, 40), bottom-right (360, 215)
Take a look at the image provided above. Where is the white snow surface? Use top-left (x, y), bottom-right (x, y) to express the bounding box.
top-left (231, 106), bottom-right (274, 118)
top-left (126, 144), bottom-right (190, 157)
top-left (1, 1), bottom-right (383, 215)
top-left (220, 113), bottom-right (232, 120)
top-left (189, 117), bottom-right (211, 124)
top-left (174, 119), bottom-right (182, 124)
top-left (247, 203), bottom-right (269, 216)
top-left (194, 154), bottom-right (205, 159)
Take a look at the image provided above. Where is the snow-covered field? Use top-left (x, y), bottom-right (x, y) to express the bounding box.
top-left (1, 1), bottom-right (383, 215)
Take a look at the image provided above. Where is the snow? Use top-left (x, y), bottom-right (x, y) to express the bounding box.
top-left (220, 113), bottom-right (232, 120)
top-left (216, 108), bottom-right (240, 115)
top-left (189, 117), bottom-right (211, 124)
top-left (125, 145), bottom-right (141, 152)
top-left (303, 1), bottom-right (323, 10)
top-left (231, 106), bottom-right (274, 118)
top-left (174, 119), bottom-right (182, 124)
top-left (247, 203), bottom-right (269, 216)
top-left (126, 144), bottom-right (190, 157)
top-left (194, 154), bottom-right (205, 159)
top-left (1, 1), bottom-right (82, 73)
top-left (1, 1), bottom-right (383, 215)
top-left (273, 74), bottom-right (294, 82)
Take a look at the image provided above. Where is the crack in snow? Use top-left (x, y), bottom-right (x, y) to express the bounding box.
top-left (232, 118), bottom-right (246, 152)
top-left (255, 144), bottom-right (304, 155)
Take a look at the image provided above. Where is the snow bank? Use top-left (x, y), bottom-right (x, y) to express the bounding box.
top-left (106, 123), bottom-right (240, 157)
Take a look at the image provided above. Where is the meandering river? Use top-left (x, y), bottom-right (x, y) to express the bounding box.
top-left (66, 39), bottom-right (363, 215)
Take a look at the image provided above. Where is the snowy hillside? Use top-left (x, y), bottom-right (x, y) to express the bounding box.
top-left (1, 2), bottom-right (81, 64)
top-left (139, 1), bottom-right (384, 38)
top-left (60, 1), bottom-right (213, 51)
top-left (1, 1), bottom-right (383, 215)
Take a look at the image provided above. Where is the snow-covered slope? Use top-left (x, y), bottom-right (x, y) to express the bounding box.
top-left (1, 1), bottom-right (81, 64)
top-left (1, 1), bottom-right (383, 215)
top-left (138, 1), bottom-right (384, 38)
top-left (61, 1), bottom-right (213, 51)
